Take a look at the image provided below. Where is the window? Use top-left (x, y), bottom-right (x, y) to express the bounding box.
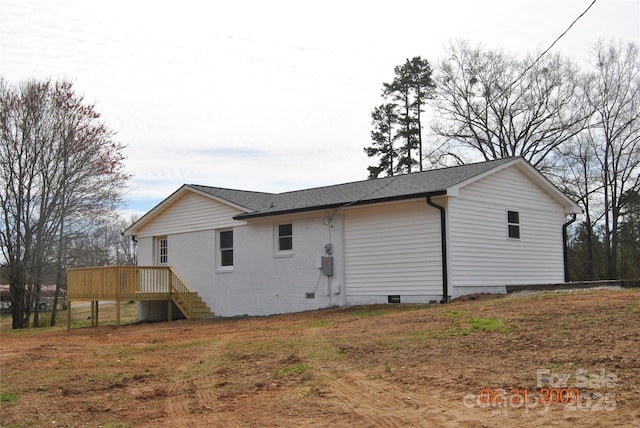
top-left (278, 224), bottom-right (293, 252)
top-left (157, 237), bottom-right (168, 265)
top-left (507, 210), bottom-right (520, 239)
top-left (219, 230), bottom-right (233, 268)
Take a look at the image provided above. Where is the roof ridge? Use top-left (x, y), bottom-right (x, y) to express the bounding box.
top-left (189, 184), bottom-right (275, 196)
top-left (191, 157), bottom-right (519, 197)
top-left (273, 156), bottom-right (519, 196)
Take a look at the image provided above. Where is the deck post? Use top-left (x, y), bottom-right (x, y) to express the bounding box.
top-left (66, 266), bottom-right (209, 324)
top-left (116, 268), bottom-right (121, 328)
top-left (116, 301), bottom-right (121, 328)
top-left (95, 301), bottom-right (99, 327)
top-left (66, 301), bottom-right (71, 330)
top-left (167, 271), bottom-right (173, 322)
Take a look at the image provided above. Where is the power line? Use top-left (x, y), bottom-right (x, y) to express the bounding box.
top-left (438, 0), bottom-right (598, 158)
top-left (517, 0), bottom-right (597, 81)
top-left (354, 1), bottom-right (599, 222)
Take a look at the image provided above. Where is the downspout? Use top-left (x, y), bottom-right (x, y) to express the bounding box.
top-left (562, 214), bottom-right (577, 282)
top-left (426, 195), bottom-right (449, 303)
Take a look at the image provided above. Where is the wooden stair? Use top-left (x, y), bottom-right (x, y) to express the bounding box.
top-left (172, 290), bottom-right (213, 319)
top-left (171, 291), bottom-right (214, 319)
top-left (66, 266), bottom-right (215, 327)
top-left (166, 267), bottom-right (214, 320)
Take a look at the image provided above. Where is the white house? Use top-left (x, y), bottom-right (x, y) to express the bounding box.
top-left (124, 157), bottom-right (581, 318)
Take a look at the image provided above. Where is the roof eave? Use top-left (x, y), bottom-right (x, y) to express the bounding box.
top-left (123, 185), bottom-right (191, 236)
top-left (124, 184), bottom-right (253, 236)
top-left (512, 160), bottom-right (582, 214)
top-left (233, 190), bottom-right (447, 220)
top-left (187, 185), bottom-right (255, 212)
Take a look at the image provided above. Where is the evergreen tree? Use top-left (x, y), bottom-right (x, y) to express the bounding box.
top-left (365, 103), bottom-right (397, 178)
top-left (405, 56), bottom-right (436, 172)
top-left (365, 56), bottom-right (435, 177)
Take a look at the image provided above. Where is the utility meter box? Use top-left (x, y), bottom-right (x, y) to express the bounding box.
top-left (321, 256), bottom-right (334, 276)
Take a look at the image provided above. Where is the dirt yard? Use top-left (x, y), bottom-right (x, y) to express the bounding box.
top-left (1, 288), bottom-right (639, 427)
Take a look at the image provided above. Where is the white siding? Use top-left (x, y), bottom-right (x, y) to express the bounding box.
top-left (344, 200), bottom-right (442, 298)
top-left (201, 212), bottom-right (345, 317)
top-left (448, 165), bottom-right (567, 294)
top-left (139, 205), bottom-right (346, 317)
top-left (136, 237), bottom-right (154, 265)
top-left (167, 229), bottom-right (216, 289)
top-left (132, 162), bottom-right (573, 317)
top-left (135, 192), bottom-right (245, 238)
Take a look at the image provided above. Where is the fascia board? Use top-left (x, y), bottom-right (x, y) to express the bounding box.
top-left (123, 185), bottom-right (251, 236)
top-left (446, 158), bottom-right (582, 215)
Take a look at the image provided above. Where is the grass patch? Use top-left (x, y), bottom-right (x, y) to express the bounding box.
top-left (442, 309), bottom-right (467, 318)
top-left (0, 392), bottom-right (18, 403)
top-left (351, 310), bottom-right (384, 318)
top-left (67, 302), bottom-right (138, 328)
top-left (275, 363), bottom-right (308, 376)
top-left (97, 422), bottom-right (131, 428)
top-left (405, 329), bottom-right (436, 342)
top-left (283, 318), bottom-right (335, 331)
top-left (1, 288), bottom-right (638, 427)
top-left (625, 300), bottom-right (640, 313)
top-left (466, 317), bottom-right (509, 333)
top-left (436, 313), bottom-right (510, 336)
top-left (0, 301), bottom-right (138, 333)
top-left (223, 334), bottom-right (343, 365)
top-left (224, 337), bottom-right (304, 358)
top-left (405, 313), bottom-right (510, 342)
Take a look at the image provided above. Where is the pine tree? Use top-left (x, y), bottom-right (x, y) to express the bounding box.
top-left (364, 56), bottom-right (435, 177)
top-left (365, 103), bottom-right (397, 178)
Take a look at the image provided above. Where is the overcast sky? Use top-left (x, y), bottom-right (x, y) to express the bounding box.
top-left (1, 0), bottom-right (639, 215)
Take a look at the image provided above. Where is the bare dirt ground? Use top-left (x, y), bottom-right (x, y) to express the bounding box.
top-left (1, 288), bottom-right (639, 427)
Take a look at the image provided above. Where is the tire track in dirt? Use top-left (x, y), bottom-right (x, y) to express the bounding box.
top-left (160, 378), bottom-right (250, 427)
top-left (326, 370), bottom-right (455, 427)
top-left (324, 370), bottom-right (544, 427)
top-left (164, 378), bottom-right (199, 418)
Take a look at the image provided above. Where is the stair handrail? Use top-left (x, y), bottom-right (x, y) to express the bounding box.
top-left (168, 267), bottom-right (194, 318)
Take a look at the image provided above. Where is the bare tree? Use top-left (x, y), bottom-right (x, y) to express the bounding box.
top-left (65, 214), bottom-right (138, 268)
top-left (618, 190), bottom-right (640, 279)
top-left (1, 79), bottom-right (50, 327)
top-left (583, 41), bottom-right (640, 279)
top-left (432, 40), bottom-right (589, 170)
top-left (0, 78), bottom-right (129, 328)
top-left (556, 134), bottom-right (604, 280)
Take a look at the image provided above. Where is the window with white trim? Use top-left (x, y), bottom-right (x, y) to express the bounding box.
top-left (278, 224), bottom-right (293, 252)
top-left (218, 230), bottom-right (234, 269)
top-left (507, 210), bottom-right (520, 239)
top-left (157, 236), bottom-right (168, 265)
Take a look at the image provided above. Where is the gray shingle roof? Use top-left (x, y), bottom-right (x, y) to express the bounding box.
top-left (191, 157), bottom-right (517, 219)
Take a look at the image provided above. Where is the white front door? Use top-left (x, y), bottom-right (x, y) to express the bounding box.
top-left (156, 236), bottom-right (168, 265)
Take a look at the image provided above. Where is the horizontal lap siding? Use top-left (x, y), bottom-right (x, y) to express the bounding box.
top-left (449, 166), bottom-right (566, 289)
top-left (345, 200), bottom-right (442, 296)
top-left (136, 192), bottom-right (244, 237)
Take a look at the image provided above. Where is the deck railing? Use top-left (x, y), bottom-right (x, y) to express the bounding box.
top-left (67, 266), bottom-right (178, 301)
top-left (169, 269), bottom-right (193, 318)
top-left (68, 265), bottom-right (198, 301)
top-left (66, 266), bottom-right (206, 328)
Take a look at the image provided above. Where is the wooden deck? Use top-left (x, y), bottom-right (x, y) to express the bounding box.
top-left (66, 266), bottom-right (213, 328)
